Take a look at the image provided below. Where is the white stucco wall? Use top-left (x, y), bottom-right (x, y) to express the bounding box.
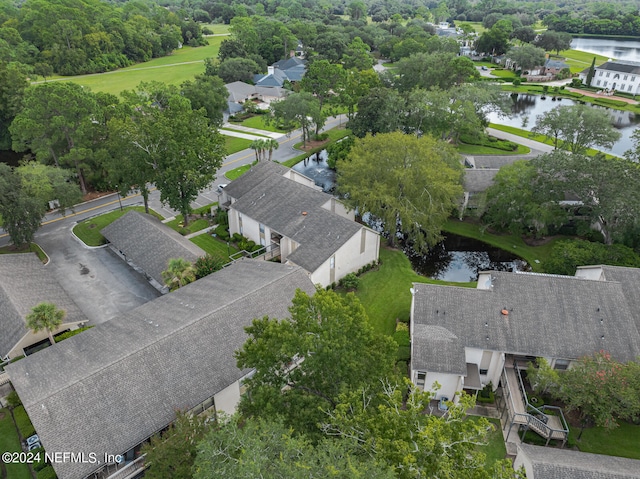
top-left (8, 322), bottom-right (85, 359)
top-left (575, 265), bottom-right (605, 281)
top-left (513, 447), bottom-right (534, 478)
top-left (214, 380), bottom-right (242, 416)
top-left (309, 228), bottom-right (379, 287)
top-left (282, 170), bottom-right (319, 189)
top-left (321, 198), bottom-right (355, 221)
top-left (591, 67), bottom-right (640, 94)
top-left (423, 372), bottom-right (462, 400)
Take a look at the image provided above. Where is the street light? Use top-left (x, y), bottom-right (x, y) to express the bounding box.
top-left (116, 186), bottom-right (123, 211)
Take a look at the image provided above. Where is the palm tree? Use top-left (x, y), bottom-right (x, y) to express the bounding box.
top-left (265, 138), bottom-right (279, 161)
top-left (250, 139), bottom-right (267, 161)
top-left (162, 258), bottom-right (196, 291)
top-left (25, 302), bottom-right (66, 346)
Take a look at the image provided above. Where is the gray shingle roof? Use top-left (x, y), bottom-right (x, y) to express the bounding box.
top-left (101, 211), bottom-right (205, 286)
top-left (225, 81), bottom-right (257, 102)
top-left (597, 60), bottom-right (640, 75)
top-left (0, 254), bottom-right (87, 357)
top-left (7, 260), bottom-right (315, 479)
top-left (599, 265), bottom-right (640, 336)
top-left (273, 57), bottom-right (306, 70)
top-left (226, 162), bottom-right (361, 273)
top-left (412, 324), bottom-right (466, 374)
top-left (463, 169), bottom-right (498, 192)
top-left (518, 444), bottom-right (640, 479)
top-left (412, 271), bottom-right (640, 374)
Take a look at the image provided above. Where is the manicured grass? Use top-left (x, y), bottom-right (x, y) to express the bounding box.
top-left (0, 408), bottom-right (32, 479)
top-left (490, 69), bottom-right (517, 79)
top-left (224, 136), bottom-right (253, 154)
top-left (0, 243), bottom-right (47, 262)
top-left (73, 206), bottom-right (163, 246)
top-left (201, 23), bottom-right (232, 34)
top-left (443, 219), bottom-right (562, 273)
top-left (353, 246), bottom-right (475, 336)
top-left (555, 49), bottom-right (611, 73)
top-left (225, 164), bottom-right (252, 180)
top-left (570, 422), bottom-right (640, 460)
top-left (472, 417), bottom-right (508, 469)
top-left (461, 21), bottom-right (487, 34)
top-left (488, 123), bottom-right (620, 159)
top-left (190, 234), bottom-right (239, 259)
top-left (165, 217), bottom-right (210, 234)
top-left (45, 37), bottom-right (225, 96)
top-left (238, 115), bottom-right (287, 133)
top-left (456, 142), bottom-right (530, 155)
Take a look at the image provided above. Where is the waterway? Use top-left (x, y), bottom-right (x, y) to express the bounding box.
top-left (571, 37), bottom-right (640, 63)
top-left (487, 95), bottom-right (639, 157)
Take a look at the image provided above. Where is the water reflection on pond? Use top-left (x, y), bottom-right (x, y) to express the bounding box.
top-left (291, 149), bottom-right (336, 192)
top-left (405, 234), bottom-right (530, 282)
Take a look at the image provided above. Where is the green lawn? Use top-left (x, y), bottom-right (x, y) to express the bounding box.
top-left (201, 23), bottom-right (232, 34)
top-left (225, 164), bottom-right (253, 180)
top-left (556, 49), bottom-right (611, 74)
top-left (73, 206), bottom-right (163, 246)
top-left (443, 219), bottom-right (561, 273)
top-left (190, 234), bottom-right (239, 259)
top-left (165, 217), bottom-right (210, 235)
top-left (0, 243), bottom-right (47, 262)
top-left (353, 246), bottom-right (475, 336)
top-left (490, 69), bottom-right (517, 79)
top-left (44, 36), bottom-right (225, 96)
top-left (238, 115), bottom-right (287, 133)
top-left (569, 422), bottom-right (640, 460)
top-left (224, 136), bottom-right (253, 154)
top-left (472, 417), bottom-right (508, 469)
top-left (456, 142), bottom-right (530, 155)
top-left (0, 408), bottom-right (33, 479)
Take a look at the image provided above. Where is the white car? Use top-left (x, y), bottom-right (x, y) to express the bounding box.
top-left (217, 184), bottom-right (227, 193)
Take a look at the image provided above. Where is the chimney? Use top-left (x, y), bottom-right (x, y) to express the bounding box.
top-left (267, 66), bottom-right (275, 75)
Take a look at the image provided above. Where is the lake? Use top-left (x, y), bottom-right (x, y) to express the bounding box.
top-left (487, 95), bottom-right (639, 157)
top-left (571, 37), bottom-right (640, 63)
top-left (292, 149), bottom-right (336, 192)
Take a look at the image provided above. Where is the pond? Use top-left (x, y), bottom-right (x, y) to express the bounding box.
top-left (487, 94), bottom-right (640, 157)
top-left (571, 37), bottom-right (640, 63)
top-left (405, 233), bottom-right (530, 282)
top-left (292, 149), bottom-right (336, 192)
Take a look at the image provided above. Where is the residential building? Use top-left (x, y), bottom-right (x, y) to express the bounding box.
top-left (579, 59), bottom-right (640, 94)
top-left (102, 210), bottom-right (206, 292)
top-left (514, 444), bottom-right (640, 479)
top-left (7, 260), bottom-right (315, 479)
top-left (253, 57), bottom-right (306, 88)
top-left (225, 81), bottom-right (288, 113)
top-left (220, 162), bottom-right (380, 287)
top-left (0, 254), bottom-right (87, 362)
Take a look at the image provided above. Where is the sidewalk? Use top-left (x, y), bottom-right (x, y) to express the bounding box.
top-left (566, 87), bottom-right (638, 104)
top-left (222, 122), bottom-right (284, 139)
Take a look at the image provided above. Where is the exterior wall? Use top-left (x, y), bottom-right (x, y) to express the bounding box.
top-left (513, 449), bottom-right (534, 478)
top-left (321, 198), bottom-right (355, 221)
top-left (214, 380), bottom-right (242, 416)
top-left (282, 170), bottom-right (319, 189)
top-left (424, 372), bottom-right (462, 400)
top-left (575, 265), bottom-right (605, 281)
top-left (592, 67), bottom-right (640, 94)
top-left (464, 348), bottom-right (505, 390)
top-left (7, 322), bottom-right (85, 359)
top-left (228, 208), bottom-right (240, 236)
top-left (309, 228), bottom-right (379, 287)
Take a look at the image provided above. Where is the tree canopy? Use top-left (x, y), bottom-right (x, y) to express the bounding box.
top-left (337, 132), bottom-right (464, 252)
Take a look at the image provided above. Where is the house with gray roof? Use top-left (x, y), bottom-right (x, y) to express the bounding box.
top-left (254, 58), bottom-right (307, 88)
top-left (0, 254), bottom-right (87, 361)
top-left (514, 444), bottom-right (640, 479)
top-left (7, 260), bottom-right (315, 479)
top-left (410, 267), bottom-right (640, 444)
top-left (578, 60), bottom-right (640, 94)
top-left (102, 210), bottom-right (206, 291)
top-left (225, 81), bottom-right (289, 112)
top-left (220, 162), bottom-right (380, 287)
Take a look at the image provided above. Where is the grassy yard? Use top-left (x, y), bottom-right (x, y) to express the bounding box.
top-left (471, 417), bottom-right (508, 469)
top-left (353, 246), bottom-right (475, 336)
top-left (456, 142), bottom-right (530, 155)
top-left (0, 243), bottom-right (47, 262)
top-left (238, 115), bottom-right (287, 133)
top-left (0, 408), bottom-right (32, 479)
top-left (190, 234), bottom-right (239, 259)
top-left (45, 36), bottom-right (225, 96)
top-left (225, 164), bottom-right (253, 180)
top-left (442, 219), bottom-right (561, 273)
top-left (73, 206), bottom-right (163, 246)
top-left (165, 217), bottom-right (210, 235)
top-left (224, 136), bottom-right (253, 155)
top-left (569, 422), bottom-right (640, 460)
top-left (556, 49), bottom-right (611, 73)
top-left (490, 69), bottom-right (518, 79)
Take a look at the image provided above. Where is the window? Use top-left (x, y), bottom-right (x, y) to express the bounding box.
top-left (238, 213), bottom-right (243, 235)
top-left (597, 80), bottom-right (601, 86)
top-left (360, 229), bottom-right (366, 254)
top-left (603, 81), bottom-right (608, 87)
top-left (622, 84), bottom-right (626, 90)
top-left (259, 223), bottom-right (265, 233)
top-left (624, 75), bottom-right (628, 80)
top-left (554, 359), bottom-right (570, 370)
top-left (599, 71), bottom-right (603, 76)
top-left (330, 256), bottom-right (335, 269)
top-left (632, 76), bottom-right (637, 81)
top-left (606, 72), bottom-right (610, 77)
top-left (416, 372), bottom-right (426, 386)
top-left (479, 369), bottom-right (489, 375)
top-left (630, 85), bottom-right (634, 92)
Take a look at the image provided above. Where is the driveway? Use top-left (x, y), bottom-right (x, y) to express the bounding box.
top-left (35, 223), bottom-right (161, 325)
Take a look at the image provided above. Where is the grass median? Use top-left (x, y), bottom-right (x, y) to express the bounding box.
top-left (73, 206), bottom-right (163, 246)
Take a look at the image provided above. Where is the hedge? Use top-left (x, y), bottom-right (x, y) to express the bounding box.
top-left (37, 466), bottom-right (58, 479)
top-left (13, 405), bottom-right (36, 439)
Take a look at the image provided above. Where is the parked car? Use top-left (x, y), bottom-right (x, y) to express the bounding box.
top-left (217, 184), bottom-right (227, 193)
top-left (481, 66), bottom-right (488, 71)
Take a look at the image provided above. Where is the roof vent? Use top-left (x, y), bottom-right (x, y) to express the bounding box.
top-left (501, 309), bottom-right (509, 316)
top-left (302, 211), bottom-right (307, 216)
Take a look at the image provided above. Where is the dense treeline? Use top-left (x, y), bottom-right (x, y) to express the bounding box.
top-left (0, 0), bottom-right (207, 75)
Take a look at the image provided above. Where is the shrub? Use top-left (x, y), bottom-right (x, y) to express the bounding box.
top-left (178, 227), bottom-right (189, 236)
top-left (55, 326), bottom-right (94, 342)
top-left (13, 405), bottom-right (36, 438)
top-left (31, 447), bottom-right (47, 471)
top-left (395, 321), bottom-right (409, 332)
top-left (396, 360), bottom-right (409, 377)
top-left (512, 78), bottom-right (521, 86)
top-left (393, 329), bottom-right (410, 347)
top-left (396, 345), bottom-right (411, 361)
top-left (194, 254), bottom-right (227, 279)
top-left (37, 466), bottom-right (58, 479)
top-left (232, 233), bottom-right (244, 243)
top-left (6, 390), bottom-right (21, 408)
top-left (313, 132), bottom-right (329, 141)
top-left (339, 273), bottom-right (359, 291)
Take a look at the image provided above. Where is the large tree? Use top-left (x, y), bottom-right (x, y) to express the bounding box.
top-left (16, 161), bottom-right (82, 215)
top-left (299, 59), bottom-right (346, 111)
top-left (534, 30), bottom-right (572, 54)
top-left (269, 92), bottom-right (323, 146)
top-left (506, 44), bottom-right (546, 72)
top-left (25, 302), bottom-right (65, 346)
top-left (181, 74), bottom-right (228, 128)
top-left (348, 87), bottom-right (402, 137)
top-left (9, 82), bottom-right (102, 194)
top-left (0, 61), bottom-right (29, 150)
top-left (395, 52), bottom-right (479, 92)
top-left (235, 289), bottom-right (397, 435)
top-left (337, 132), bottom-right (464, 252)
top-left (0, 164), bottom-right (43, 247)
top-left (532, 104), bottom-right (621, 154)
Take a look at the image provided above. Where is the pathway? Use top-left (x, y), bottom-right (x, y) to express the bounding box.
top-left (567, 87), bottom-right (639, 104)
top-left (222, 122), bottom-right (284, 139)
top-left (219, 129), bottom-right (269, 141)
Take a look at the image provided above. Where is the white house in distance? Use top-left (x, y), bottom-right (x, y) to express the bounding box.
top-left (579, 59), bottom-right (640, 94)
top-left (220, 162), bottom-right (380, 287)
